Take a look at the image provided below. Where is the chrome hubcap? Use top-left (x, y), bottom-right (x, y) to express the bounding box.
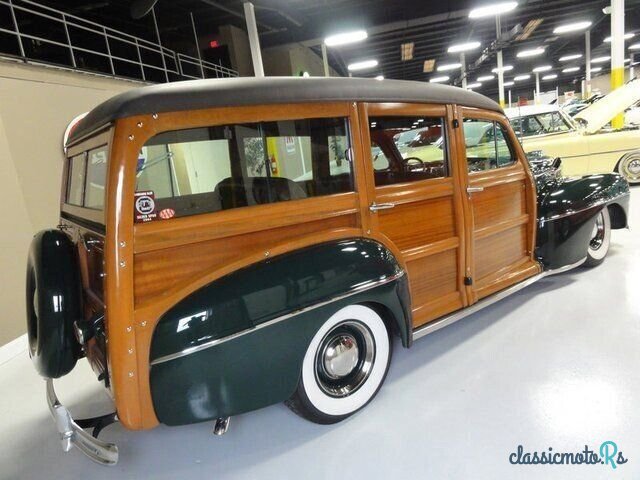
top-left (621, 156), bottom-right (640, 181)
top-left (590, 211), bottom-right (605, 251)
top-left (315, 321), bottom-right (375, 398)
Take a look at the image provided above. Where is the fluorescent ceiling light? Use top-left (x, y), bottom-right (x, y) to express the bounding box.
top-left (604, 33), bottom-right (635, 42)
top-left (467, 82), bottom-right (482, 89)
top-left (532, 65), bottom-right (552, 72)
top-left (591, 56), bottom-right (610, 64)
top-left (559, 53), bottom-right (582, 62)
top-left (503, 81), bottom-right (515, 86)
top-left (469, 2), bottom-right (517, 18)
top-left (437, 62), bottom-right (462, 71)
top-left (517, 47), bottom-right (545, 58)
top-left (477, 75), bottom-right (495, 81)
top-left (629, 43), bottom-right (640, 50)
top-left (542, 74), bottom-right (558, 80)
top-left (591, 67), bottom-right (602, 72)
top-left (429, 75), bottom-right (450, 83)
top-left (492, 65), bottom-right (514, 73)
top-left (553, 21), bottom-right (592, 34)
top-left (347, 59), bottom-right (378, 71)
top-left (562, 66), bottom-right (580, 72)
top-left (324, 30), bottom-right (367, 47)
top-left (448, 41), bottom-right (481, 53)
top-left (375, 75), bottom-right (384, 80)
top-left (514, 74), bottom-right (531, 81)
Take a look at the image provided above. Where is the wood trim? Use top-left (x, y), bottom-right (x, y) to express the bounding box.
top-left (475, 214), bottom-right (529, 240)
top-left (61, 204), bottom-right (105, 225)
top-left (412, 291), bottom-right (464, 327)
top-left (375, 177), bottom-right (454, 205)
top-left (468, 168), bottom-right (525, 188)
top-left (401, 236), bottom-right (459, 261)
top-left (475, 259), bottom-right (541, 299)
top-left (367, 103), bottom-right (447, 117)
top-left (67, 128), bottom-right (112, 158)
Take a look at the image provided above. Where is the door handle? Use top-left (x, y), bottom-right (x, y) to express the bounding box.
top-left (369, 202), bottom-right (395, 212)
top-left (466, 186), bottom-right (484, 193)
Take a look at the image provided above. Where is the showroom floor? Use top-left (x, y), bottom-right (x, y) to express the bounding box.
top-left (1, 189), bottom-right (638, 480)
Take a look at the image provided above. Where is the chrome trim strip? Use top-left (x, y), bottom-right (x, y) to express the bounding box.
top-left (538, 192), bottom-right (630, 225)
top-left (46, 379), bottom-right (118, 466)
top-left (150, 270), bottom-right (406, 366)
top-left (412, 257), bottom-right (586, 342)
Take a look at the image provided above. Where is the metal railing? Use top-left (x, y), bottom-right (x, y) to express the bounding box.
top-left (0, 0), bottom-right (238, 82)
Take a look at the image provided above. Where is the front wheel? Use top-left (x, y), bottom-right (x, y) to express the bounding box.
top-left (286, 305), bottom-right (392, 424)
top-left (583, 208), bottom-right (611, 268)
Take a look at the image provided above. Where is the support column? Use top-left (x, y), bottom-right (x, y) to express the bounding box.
top-left (611, 0), bottom-right (625, 128)
top-left (496, 16), bottom-right (505, 108)
top-left (535, 72), bottom-right (540, 103)
top-left (460, 52), bottom-right (467, 88)
top-left (243, 2), bottom-right (264, 77)
top-left (584, 30), bottom-right (591, 99)
top-left (321, 43), bottom-right (330, 77)
top-left (631, 53), bottom-right (636, 80)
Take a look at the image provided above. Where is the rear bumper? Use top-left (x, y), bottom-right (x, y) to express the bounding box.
top-left (46, 379), bottom-right (119, 466)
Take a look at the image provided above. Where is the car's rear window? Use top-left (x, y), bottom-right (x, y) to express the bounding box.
top-left (134, 117), bottom-right (352, 221)
top-left (66, 145), bottom-right (108, 211)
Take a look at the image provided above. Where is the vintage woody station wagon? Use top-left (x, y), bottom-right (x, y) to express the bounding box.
top-left (26, 77), bottom-right (629, 465)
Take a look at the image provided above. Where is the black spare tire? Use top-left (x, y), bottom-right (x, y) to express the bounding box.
top-left (26, 229), bottom-right (82, 378)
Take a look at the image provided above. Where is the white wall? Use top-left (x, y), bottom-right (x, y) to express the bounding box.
top-left (0, 60), bottom-right (141, 345)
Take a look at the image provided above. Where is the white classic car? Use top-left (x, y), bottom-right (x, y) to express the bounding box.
top-left (505, 81), bottom-right (640, 184)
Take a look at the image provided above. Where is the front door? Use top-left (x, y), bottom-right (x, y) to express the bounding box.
top-left (457, 108), bottom-right (540, 302)
top-left (358, 103), bottom-right (469, 328)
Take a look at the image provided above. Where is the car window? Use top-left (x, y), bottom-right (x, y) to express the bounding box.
top-left (368, 116), bottom-right (447, 186)
top-left (67, 153), bottom-right (86, 206)
top-left (534, 112), bottom-right (571, 134)
top-left (463, 119), bottom-right (516, 173)
top-left (66, 145), bottom-right (108, 210)
top-left (136, 117), bottom-right (352, 220)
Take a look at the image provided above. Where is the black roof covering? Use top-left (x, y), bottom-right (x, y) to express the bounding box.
top-left (69, 77), bottom-right (502, 143)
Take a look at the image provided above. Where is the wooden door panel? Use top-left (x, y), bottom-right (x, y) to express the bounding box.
top-left (474, 223), bottom-right (527, 281)
top-left (471, 180), bottom-right (526, 229)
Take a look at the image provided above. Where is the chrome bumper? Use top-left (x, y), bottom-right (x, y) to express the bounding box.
top-left (46, 379), bottom-right (119, 466)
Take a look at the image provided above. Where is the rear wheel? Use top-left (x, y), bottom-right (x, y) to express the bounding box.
top-left (617, 151), bottom-right (640, 185)
top-left (583, 208), bottom-right (611, 268)
top-left (286, 305), bottom-right (392, 424)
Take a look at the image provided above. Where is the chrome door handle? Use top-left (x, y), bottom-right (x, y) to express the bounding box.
top-left (369, 202), bottom-right (395, 212)
top-left (466, 186), bottom-right (484, 193)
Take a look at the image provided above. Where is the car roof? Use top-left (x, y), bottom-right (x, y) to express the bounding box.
top-left (504, 104), bottom-right (561, 119)
top-left (68, 76), bottom-right (502, 144)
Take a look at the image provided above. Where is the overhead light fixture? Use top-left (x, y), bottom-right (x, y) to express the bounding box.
top-left (604, 33), bottom-right (635, 42)
top-left (591, 56), bottom-right (610, 64)
top-left (624, 58), bottom-right (631, 63)
top-left (542, 74), bottom-right (558, 80)
top-left (514, 74), bottom-right (531, 81)
top-left (467, 82), bottom-right (482, 89)
top-left (532, 65), bottom-right (552, 72)
top-left (603, 6), bottom-right (611, 14)
top-left (375, 75), bottom-right (384, 80)
top-left (347, 59), bottom-right (378, 71)
top-left (562, 66), bottom-right (580, 72)
top-left (469, 2), bottom-right (517, 19)
top-left (559, 53), bottom-right (582, 62)
top-left (324, 30), bottom-right (368, 47)
top-left (553, 21), bottom-right (592, 34)
top-left (629, 43), bottom-right (640, 50)
top-left (517, 47), bottom-right (545, 58)
top-left (503, 81), bottom-right (515, 86)
top-left (492, 65), bottom-right (514, 73)
top-left (429, 75), bottom-right (450, 83)
top-left (401, 42), bottom-right (414, 61)
top-left (437, 62), bottom-right (462, 71)
top-left (477, 75), bottom-right (495, 81)
top-left (515, 18), bottom-right (544, 41)
top-left (591, 66), bottom-right (603, 72)
top-left (448, 41), bottom-right (481, 53)
top-left (423, 59), bottom-right (436, 72)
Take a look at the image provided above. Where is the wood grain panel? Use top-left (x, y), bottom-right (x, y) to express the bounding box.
top-left (134, 213), bottom-right (356, 305)
top-left (406, 249), bottom-right (459, 309)
top-left (474, 224), bottom-right (527, 282)
top-left (471, 180), bottom-right (525, 230)
top-left (377, 196), bottom-right (455, 251)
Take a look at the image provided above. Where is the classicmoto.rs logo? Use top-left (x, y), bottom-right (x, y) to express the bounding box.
top-left (509, 441), bottom-right (628, 470)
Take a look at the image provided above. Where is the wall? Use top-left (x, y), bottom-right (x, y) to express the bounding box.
top-left (219, 25), bottom-right (254, 76)
top-left (263, 44), bottom-right (339, 77)
top-left (0, 60), bottom-right (141, 345)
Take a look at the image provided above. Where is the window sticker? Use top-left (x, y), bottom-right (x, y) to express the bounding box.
top-left (134, 191), bottom-right (157, 223)
top-left (159, 208), bottom-right (175, 220)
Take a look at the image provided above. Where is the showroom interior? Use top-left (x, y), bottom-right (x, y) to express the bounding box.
top-left (0, 0), bottom-right (639, 478)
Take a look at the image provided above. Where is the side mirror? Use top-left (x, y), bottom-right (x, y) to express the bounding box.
top-left (552, 157), bottom-right (562, 169)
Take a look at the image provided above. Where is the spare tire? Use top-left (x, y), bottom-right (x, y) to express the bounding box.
top-left (26, 229), bottom-right (82, 378)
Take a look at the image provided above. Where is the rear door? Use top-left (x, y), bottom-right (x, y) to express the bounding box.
top-left (457, 108), bottom-right (540, 302)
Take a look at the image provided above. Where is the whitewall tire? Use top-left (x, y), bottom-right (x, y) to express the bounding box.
top-left (617, 151), bottom-right (640, 185)
top-left (584, 207), bottom-right (611, 267)
top-left (286, 304), bottom-right (392, 424)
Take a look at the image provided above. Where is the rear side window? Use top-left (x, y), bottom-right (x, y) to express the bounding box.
top-left (66, 145), bottom-right (108, 210)
top-left (135, 117), bottom-right (352, 219)
top-left (67, 153), bottom-right (86, 206)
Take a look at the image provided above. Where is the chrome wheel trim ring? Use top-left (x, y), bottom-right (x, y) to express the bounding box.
top-left (589, 211), bottom-right (605, 251)
top-left (314, 320), bottom-right (376, 398)
top-left (619, 153), bottom-right (640, 183)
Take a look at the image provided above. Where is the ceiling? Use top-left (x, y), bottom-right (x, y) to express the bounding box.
top-left (34, 0), bottom-right (640, 99)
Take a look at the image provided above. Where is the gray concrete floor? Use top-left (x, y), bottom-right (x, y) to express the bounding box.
top-left (1, 188), bottom-right (638, 480)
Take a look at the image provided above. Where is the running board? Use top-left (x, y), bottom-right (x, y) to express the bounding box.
top-left (412, 258), bottom-right (586, 342)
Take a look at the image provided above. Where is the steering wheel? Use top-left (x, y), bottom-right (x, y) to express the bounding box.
top-left (401, 157), bottom-right (425, 173)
